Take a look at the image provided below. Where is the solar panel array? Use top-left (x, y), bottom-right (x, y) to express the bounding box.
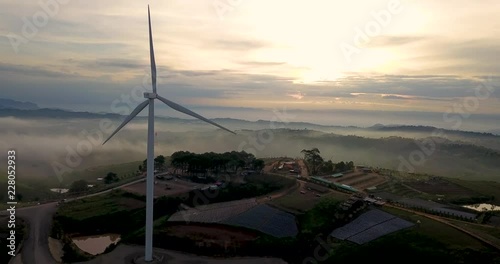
top-left (330, 209), bottom-right (394, 239)
top-left (168, 198), bottom-right (258, 223)
top-left (330, 209), bottom-right (414, 244)
top-left (168, 199), bottom-right (298, 238)
top-left (347, 217), bottom-right (414, 244)
top-left (222, 204), bottom-right (298, 238)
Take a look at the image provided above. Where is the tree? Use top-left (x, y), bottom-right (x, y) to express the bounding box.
top-left (252, 159), bottom-right (265, 171)
top-left (154, 155), bottom-right (166, 171)
top-left (105, 172), bottom-right (119, 184)
top-left (335, 161), bottom-right (346, 172)
top-left (347, 161), bottom-right (354, 170)
top-left (320, 160), bottom-right (334, 174)
top-left (69, 180), bottom-right (89, 193)
top-left (301, 148), bottom-right (324, 175)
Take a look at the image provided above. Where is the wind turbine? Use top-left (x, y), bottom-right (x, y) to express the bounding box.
top-left (102, 5), bottom-right (236, 262)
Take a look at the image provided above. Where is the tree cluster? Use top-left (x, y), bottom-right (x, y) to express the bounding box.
top-left (301, 148), bottom-right (354, 175)
top-left (104, 172), bottom-right (119, 184)
top-left (69, 180), bottom-right (89, 193)
top-left (170, 151), bottom-right (265, 176)
top-left (140, 155), bottom-right (167, 172)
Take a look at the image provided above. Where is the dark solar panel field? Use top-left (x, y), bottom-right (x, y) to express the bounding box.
top-left (330, 209), bottom-right (414, 244)
top-left (168, 198), bottom-right (258, 223)
top-left (168, 200), bottom-right (298, 238)
top-left (223, 204), bottom-right (299, 238)
top-left (330, 209), bottom-right (395, 239)
top-left (347, 217), bottom-right (414, 244)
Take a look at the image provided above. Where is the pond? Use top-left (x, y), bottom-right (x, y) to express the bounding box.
top-left (50, 188), bottom-right (69, 194)
top-left (72, 234), bottom-right (121, 255)
top-left (462, 203), bottom-right (500, 212)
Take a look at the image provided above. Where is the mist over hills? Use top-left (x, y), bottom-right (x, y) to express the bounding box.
top-left (0, 106), bottom-right (499, 183)
top-left (1, 107), bottom-right (499, 135)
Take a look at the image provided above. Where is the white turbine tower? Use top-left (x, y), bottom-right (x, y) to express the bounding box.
top-left (102, 5), bottom-right (235, 262)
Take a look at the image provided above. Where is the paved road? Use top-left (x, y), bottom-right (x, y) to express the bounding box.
top-left (16, 202), bottom-right (58, 264)
top-left (3, 178), bottom-right (146, 264)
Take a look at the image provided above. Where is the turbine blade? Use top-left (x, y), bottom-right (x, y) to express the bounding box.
top-left (102, 100), bottom-right (150, 145)
top-left (157, 95), bottom-right (236, 135)
top-left (148, 5), bottom-right (157, 94)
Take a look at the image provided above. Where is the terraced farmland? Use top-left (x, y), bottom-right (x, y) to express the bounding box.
top-left (373, 181), bottom-right (421, 197)
top-left (330, 209), bottom-right (414, 244)
top-left (331, 170), bottom-right (387, 191)
top-left (223, 204), bottom-right (298, 238)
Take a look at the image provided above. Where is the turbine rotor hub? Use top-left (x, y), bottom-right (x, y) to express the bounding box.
top-left (144, 92), bottom-right (157, 99)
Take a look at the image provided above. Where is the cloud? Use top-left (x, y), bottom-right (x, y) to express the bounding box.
top-left (381, 94), bottom-right (412, 100)
top-left (369, 35), bottom-right (427, 47)
top-left (381, 94), bottom-right (453, 101)
top-left (237, 61), bottom-right (286, 66)
top-left (0, 62), bottom-right (77, 78)
top-left (1, 1), bottom-right (499, 116)
top-left (210, 39), bottom-right (268, 50)
top-left (287, 92), bottom-right (305, 100)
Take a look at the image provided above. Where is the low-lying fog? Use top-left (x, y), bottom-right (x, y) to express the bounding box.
top-left (1, 116), bottom-right (499, 182)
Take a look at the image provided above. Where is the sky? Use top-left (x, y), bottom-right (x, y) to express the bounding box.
top-left (1, 0), bottom-right (499, 126)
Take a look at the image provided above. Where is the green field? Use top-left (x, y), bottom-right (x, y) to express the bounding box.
top-left (382, 207), bottom-right (488, 250)
top-left (57, 190), bottom-right (145, 220)
top-left (60, 160), bottom-right (142, 185)
top-left (0, 170), bottom-right (60, 204)
top-left (371, 180), bottom-right (422, 197)
top-left (450, 220), bottom-right (500, 246)
top-left (270, 186), bottom-right (349, 213)
top-left (53, 190), bottom-right (148, 238)
top-left (0, 160), bottom-right (142, 206)
top-left (447, 178), bottom-right (500, 205)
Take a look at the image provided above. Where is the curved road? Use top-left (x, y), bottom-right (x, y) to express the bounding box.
top-left (16, 202), bottom-right (58, 264)
top-left (3, 178), bottom-right (145, 264)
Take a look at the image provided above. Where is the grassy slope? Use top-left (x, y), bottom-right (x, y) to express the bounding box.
top-left (0, 161), bottom-right (142, 206)
top-left (61, 161), bottom-right (141, 185)
top-left (382, 207), bottom-right (487, 250)
top-left (447, 178), bottom-right (500, 205)
top-left (270, 187), bottom-right (349, 213)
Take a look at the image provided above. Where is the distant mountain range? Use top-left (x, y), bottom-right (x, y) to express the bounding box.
top-left (0, 98), bottom-right (39, 110)
top-left (1, 98), bottom-right (499, 138)
top-left (1, 102), bottom-right (499, 181)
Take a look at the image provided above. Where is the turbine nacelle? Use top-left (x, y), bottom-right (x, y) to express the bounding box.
top-left (144, 92), bottom-right (157, 99)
